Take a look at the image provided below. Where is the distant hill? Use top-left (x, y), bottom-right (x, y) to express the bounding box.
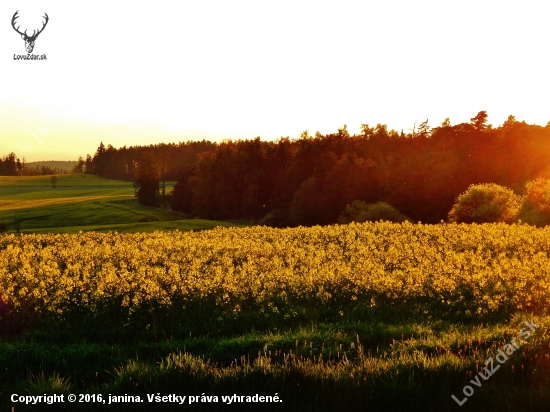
top-left (26, 160), bottom-right (78, 173)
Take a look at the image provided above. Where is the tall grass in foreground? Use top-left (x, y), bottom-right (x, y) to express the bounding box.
top-left (8, 338), bottom-right (550, 412)
top-left (3, 317), bottom-right (550, 411)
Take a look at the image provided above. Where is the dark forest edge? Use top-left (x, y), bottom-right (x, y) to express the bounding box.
top-left (4, 111), bottom-right (550, 226)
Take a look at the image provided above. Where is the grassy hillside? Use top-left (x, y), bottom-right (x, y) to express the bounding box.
top-left (0, 174), bottom-right (248, 233)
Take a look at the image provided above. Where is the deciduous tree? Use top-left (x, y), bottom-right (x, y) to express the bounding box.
top-left (448, 183), bottom-right (521, 223)
top-left (133, 154), bottom-right (160, 207)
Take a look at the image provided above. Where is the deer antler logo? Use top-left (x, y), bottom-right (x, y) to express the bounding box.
top-left (11, 11), bottom-right (49, 54)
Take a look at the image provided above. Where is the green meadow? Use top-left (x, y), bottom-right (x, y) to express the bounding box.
top-left (0, 174), bottom-right (248, 233)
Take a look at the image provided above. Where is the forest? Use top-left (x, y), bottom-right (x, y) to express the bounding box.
top-left (0, 154), bottom-right (73, 176)
top-left (5, 111), bottom-right (550, 225)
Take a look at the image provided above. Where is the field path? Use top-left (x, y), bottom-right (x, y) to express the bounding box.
top-left (0, 195), bottom-right (133, 212)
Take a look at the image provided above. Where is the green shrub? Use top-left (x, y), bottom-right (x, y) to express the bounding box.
top-left (338, 201), bottom-right (411, 224)
top-left (517, 178), bottom-right (550, 226)
top-left (525, 178), bottom-right (550, 213)
top-left (448, 183), bottom-right (521, 223)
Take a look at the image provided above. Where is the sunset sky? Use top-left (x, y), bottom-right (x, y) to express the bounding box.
top-left (1, 0), bottom-right (550, 161)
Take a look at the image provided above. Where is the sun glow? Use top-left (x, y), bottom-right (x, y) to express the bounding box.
top-left (2, 0), bottom-right (549, 160)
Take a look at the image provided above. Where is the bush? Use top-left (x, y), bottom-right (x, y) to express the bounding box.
top-left (338, 201), bottom-right (411, 224)
top-left (517, 178), bottom-right (550, 226)
top-left (448, 183), bottom-right (521, 223)
top-left (525, 178), bottom-right (550, 214)
top-left (258, 210), bottom-right (289, 227)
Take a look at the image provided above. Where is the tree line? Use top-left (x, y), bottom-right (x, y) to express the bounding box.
top-left (5, 111), bottom-right (550, 227)
top-left (80, 111), bottom-right (550, 226)
top-left (0, 154), bottom-right (73, 176)
top-left (0, 153), bottom-right (22, 176)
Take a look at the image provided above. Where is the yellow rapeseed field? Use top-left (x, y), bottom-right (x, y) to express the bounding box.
top-left (1, 222), bottom-right (549, 320)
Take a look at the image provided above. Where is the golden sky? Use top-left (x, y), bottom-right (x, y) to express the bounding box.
top-left (2, 0), bottom-right (550, 161)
